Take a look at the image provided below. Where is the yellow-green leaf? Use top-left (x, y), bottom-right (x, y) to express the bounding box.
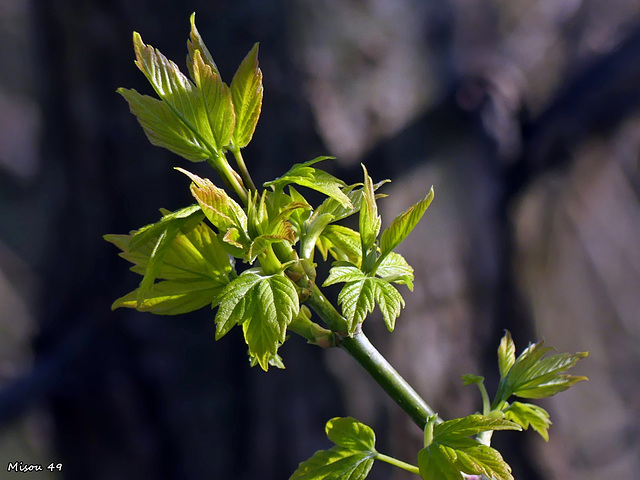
top-left (186, 12), bottom-right (219, 80)
top-left (230, 43), bottom-right (263, 148)
top-left (192, 49), bottom-right (236, 151)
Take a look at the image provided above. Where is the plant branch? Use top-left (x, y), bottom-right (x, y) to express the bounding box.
top-left (306, 285), bottom-right (441, 429)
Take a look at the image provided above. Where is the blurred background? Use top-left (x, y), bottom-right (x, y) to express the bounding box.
top-left (1, 0), bottom-right (639, 479)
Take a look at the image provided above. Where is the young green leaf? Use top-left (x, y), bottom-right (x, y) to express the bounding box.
top-left (248, 223), bottom-right (296, 262)
top-left (372, 280), bottom-right (404, 331)
top-left (418, 415), bottom-right (520, 480)
top-left (311, 179), bottom-right (389, 224)
top-left (187, 12), bottom-right (219, 80)
top-left (493, 338), bottom-right (588, 406)
top-left (214, 270), bottom-right (263, 337)
top-left (498, 331), bottom-right (516, 379)
top-left (379, 186), bottom-right (433, 260)
top-left (323, 263), bottom-right (365, 286)
top-left (433, 415), bottom-right (521, 442)
top-left (375, 252), bottom-right (414, 290)
top-left (337, 278), bottom-right (376, 334)
top-left (108, 220), bottom-right (231, 282)
top-left (124, 205), bottom-right (208, 306)
top-left (214, 269), bottom-right (299, 370)
top-left (111, 278), bottom-right (225, 315)
top-left (118, 89), bottom-right (210, 161)
top-left (230, 43), bottom-right (263, 148)
top-left (177, 168), bottom-right (248, 233)
top-left (417, 444), bottom-right (465, 480)
top-left (419, 439), bottom-right (514, 480)
top-left (192, 49), bottom-right (235, 152)
top-left (265, 157), bottom-right (352, 209)
top-left (105, 219), bottom-right (233, 315)
top-left (131, 32), bottom-right (216, 156)
top-left (326, 417), bottom-right (376, 454)
top-left (503, 402), bottom-right (552, 441)
top-left (359, 165), bottom-right (381, 268)
top-left (290, 417), bottom-right (377, 480)
top-left (324, 262), bottom-right (407, 333)
top-left (316, 225), bottom-right (362, 266)
top-left (136, 222), bottom-right (182, 305)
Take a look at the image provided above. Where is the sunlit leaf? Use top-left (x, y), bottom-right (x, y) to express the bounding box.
top-left (131, 32), bottom-right (216, 155)
top-left (494, 338), bottom-right (588, 405)
top-left (192, 49), bottom-right (235, 151)
top-left (118, 88), bottom-right (210, 161)
top-left (214, 269), bottom-right (263, 338)
top-left (111, 279), bottom-right (224, 315)
top-left (375, 252), bottom-right (414, 290)
top-left (265, 157), bottom-right (352, 209)
top-left (503, 402), bottom-right (552, 441)
top-left (187, 12), bottom-right (219, 80)
top-left (379, 186), bottom-right (433, 259)
top-left (372, 280), bottom-right (404, 332)
top-left (214, 269), bottom-right (299, 370)
top-left (316, 225), bottom-right (362, 266)
top-left (105, 215), bottom-right (233, 315)
top-left (498, 331), bottom-right (516, 379)
top-left (419, 439), bottom-right (514, 480)
top-left (323, 263), bottom-right (364, 287)
top-left (418, 415), bottom-right (520, 480)
top-left (177, 168), bottom-right (247, 232)
top-left (230, 43), bottom-right (263, 148)
top-left (338, 279), bottom-right (376, 335)
top-left (312, 180), bottom-right (389, 224)
top-left (359, 165), bottom-right (381, 267)
top-left (290, 417), bottom-right (376, 480)
top-left (433, 415), bottom-right (521, 442)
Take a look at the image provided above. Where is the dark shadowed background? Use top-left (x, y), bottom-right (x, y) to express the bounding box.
top-left (1, 1), bottom-right (639, 479)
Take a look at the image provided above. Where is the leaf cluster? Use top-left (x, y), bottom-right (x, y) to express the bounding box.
top-left (108, 17), bottom-right (436, 371)
top-left (461, 331), bottom-right (588, 442)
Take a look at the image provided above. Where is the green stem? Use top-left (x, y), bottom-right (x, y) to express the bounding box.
top-left (231, 145), bottom-right (257, 193)
top-left (479, 381), bottom-right (491, 416)
top-left (375, 453), bottom-right (420, 475)
top-left (206, 154), bottom-right (248, 205)
top-left (306, 285), bottom-right (441, 429)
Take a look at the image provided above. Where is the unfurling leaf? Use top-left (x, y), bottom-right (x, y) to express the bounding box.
top-left (494, 334), bottom-right (588, 405)
top-left (359, 165), bottom-right (381, 270)
top-left (230, 43), bottom-right (263, 148)
top-left (290, 417), bottom-right (376, 480)
top-left (503, 402), bottom-right (552, 441)
top-left (187, 13), bottom-right (219, 79)
top-left (498, 331), bottom-right (516, 379)
top-left (177, 168), bottom-right (247, 233)
top-left (379, 186), bottom-right (433, 259)
top-left (316, 225), bottom-right (362, 266)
